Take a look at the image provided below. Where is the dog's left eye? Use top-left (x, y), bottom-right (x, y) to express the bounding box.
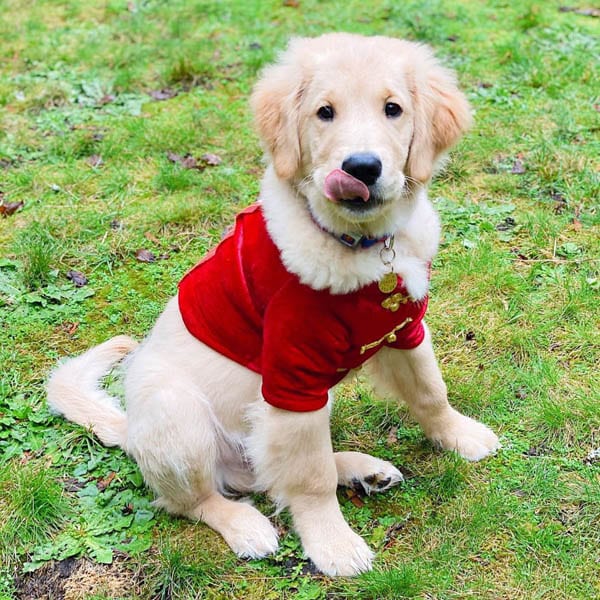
top-left (384, 102), bottom-right (403, 118)
top-left (317, 105), bottom-right (335, 121)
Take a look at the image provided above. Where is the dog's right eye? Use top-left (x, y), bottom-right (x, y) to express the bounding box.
top-left (317, 105), bottom-right (335, 121)
top-left (385, 102), bottom-right (403, 118)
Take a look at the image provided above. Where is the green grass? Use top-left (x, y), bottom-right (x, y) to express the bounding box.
top-left (1, 0), bottom-right (599, 598)
top-left (14, 222), bottom-right (58, 290)
top-left (0, 461), bottom-right (69, 562)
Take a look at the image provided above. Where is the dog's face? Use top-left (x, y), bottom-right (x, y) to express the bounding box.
top-left (252, 34), bottom-right (472, 231)
top-left (298, 54), bottom-right (414, 225)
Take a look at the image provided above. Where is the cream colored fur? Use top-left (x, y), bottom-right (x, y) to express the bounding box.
top-left (47, 33), bottom-right (498, 577)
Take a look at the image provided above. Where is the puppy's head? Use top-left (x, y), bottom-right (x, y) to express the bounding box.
top-left (251, 34), bottom-right (471, 230)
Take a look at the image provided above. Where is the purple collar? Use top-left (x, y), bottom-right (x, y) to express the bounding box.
top-left (308, 210), bottom-right (390, 249)
top-left (335, 231), bottom-right (391, 248)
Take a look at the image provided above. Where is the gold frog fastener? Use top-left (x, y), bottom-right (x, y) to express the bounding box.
top-left (359, 317), bottom-right (414, 354)
top-left (381, 292), bottom-right (409, 312)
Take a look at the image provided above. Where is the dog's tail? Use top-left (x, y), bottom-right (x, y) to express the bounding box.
top-left (47, 335), bottom-right (138, 449)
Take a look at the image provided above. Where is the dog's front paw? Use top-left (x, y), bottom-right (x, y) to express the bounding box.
top-left (429, 409), bottom-right (499, 462)
top-left (292, 498), bottom-right (374, 576)
top-left (304, 523), bottom-right (374, 577)
top-left (335, 451), bottom-right (404, 495)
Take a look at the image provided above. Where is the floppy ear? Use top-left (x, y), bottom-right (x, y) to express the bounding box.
top-left (406, 53), bottom-right (472, 184)
top-left (250, 43), bottom-right (306, 180)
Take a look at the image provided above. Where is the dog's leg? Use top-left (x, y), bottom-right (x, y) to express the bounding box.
top-left (247, 404), bottom-right (374, 576)
top-left (335, 451), bottom-right (403, 494)
top-left (367, 324), bottom-right (499, 461)
top-left (124, 357), bottom-right (278, 560)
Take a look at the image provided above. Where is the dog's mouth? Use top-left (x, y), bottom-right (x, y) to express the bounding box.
top-left (324, 169), bottom-right (386, 213)
top-left (323, 168), bottom-right (386, 213)
top-left (324, 169), bottom-right (369, 202)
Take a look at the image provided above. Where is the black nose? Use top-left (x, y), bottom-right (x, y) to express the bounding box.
top-left (341, 153), bottom-right (382, 186)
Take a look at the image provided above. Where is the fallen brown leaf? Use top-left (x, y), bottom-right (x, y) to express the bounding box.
top-left (345, 488), bottom-right (365, 508)
top-left (559, 6), bottom-right (600, 17)
top-left (87, 154), bottom-right (103, 168)
top-left (135, 249), bottom-right (156, 263)
top-left (0, 198), bottom-right (24, 217)
top-left (150, 88), bottom-right (178, 101)
top-left (66, 270), bottom-right (88, 287)
top-left (20, 451), bottom-right (34, 465)
top-left (511, 158), bottom-right (526, 174)
top-left (97, 472), bottom-right (116, 491)
top-left (510, 247), bottom-right (529, 260)
top-left (386, 426), bottom-right (398, 446)
top-left (59, 322), bottom-right (80, 336)
top-left (200, 152), bottom-right (222, 166)
top-left (181, 155), bottom-right (199, 169)
top-left (552, 192), bottom-right (568, 214)
top-left (167, 151), bottom-right (202, 170)
top-left (383, 521), bottom-right (408, 550)
top-left (61, 477), bottom-right (86, 492)
top-left (166, 151), bottom-right (182, 163)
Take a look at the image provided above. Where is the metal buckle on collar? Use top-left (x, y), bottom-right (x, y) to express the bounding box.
top-left (338, 233), bottom-right (362, 248)
top-left (337, 233), bottom-right (387, 248)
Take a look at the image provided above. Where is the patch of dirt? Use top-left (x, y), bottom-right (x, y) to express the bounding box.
top-left (15, 557), bottom-right (142, 600)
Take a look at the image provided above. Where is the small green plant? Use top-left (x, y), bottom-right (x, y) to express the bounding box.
top-left (152, 545), bottom-right (199, 600)
top-left (0, 460), bottom-right (69, 564)
top-left (340, 566), bottom-right (425, 599)
top-left (14, 222), bottom-right (57, 291)
top-left (0, 568), bottom-right (17, 599)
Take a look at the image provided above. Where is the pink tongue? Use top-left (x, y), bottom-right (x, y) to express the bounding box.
top-left (324, 169), bottom-right (370, 203)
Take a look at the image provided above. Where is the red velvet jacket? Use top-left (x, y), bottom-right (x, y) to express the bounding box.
top-left (178, 204), bottom-right (428, 412)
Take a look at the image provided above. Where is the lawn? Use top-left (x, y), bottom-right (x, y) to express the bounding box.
top-left (1, 0), bottom-right (598, 598)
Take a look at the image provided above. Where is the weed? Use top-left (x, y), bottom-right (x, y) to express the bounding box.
top-left (0, 461), bottom-right (69, 562)
top-left (339, 565), bottom-right (426, 599)
top-left (165, 56), bottom-right (213, 88)
top-left (151, 545), bottom-right (205, 600)
top-left (14, 222), bottom-right (57, 291)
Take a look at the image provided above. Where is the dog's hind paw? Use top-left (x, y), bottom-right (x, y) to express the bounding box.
top-left (189, 494), bottom-right (279, 559)
top-left (335, 451), bottom-right (404, 495)
top-left (222, 506), bottom-right (279, 559)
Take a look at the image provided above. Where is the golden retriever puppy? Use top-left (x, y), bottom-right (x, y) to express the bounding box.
top-left (48, 33), bottom-right (499, 576)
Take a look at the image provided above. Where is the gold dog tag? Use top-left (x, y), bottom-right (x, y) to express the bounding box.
top-left (378, 272), bottom-right (397, 294)
top-left (378, 236), bottom-right (397, 293)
